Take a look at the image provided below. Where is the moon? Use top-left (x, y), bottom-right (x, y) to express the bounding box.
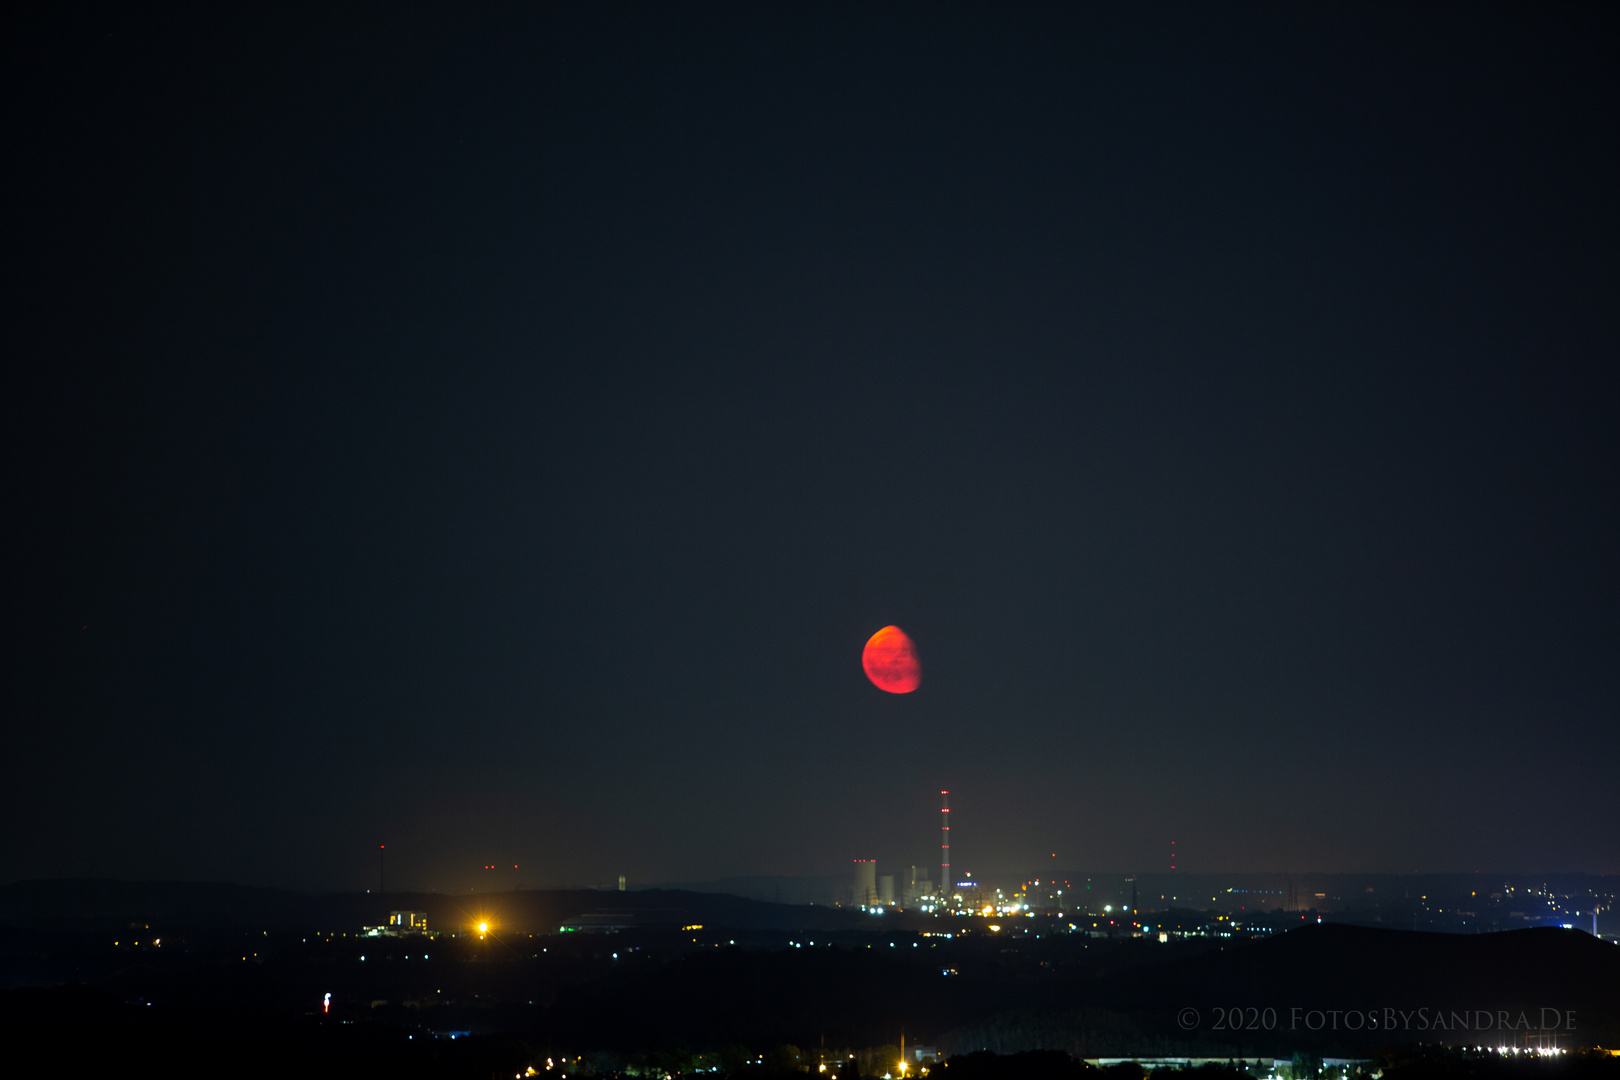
top-left (862, 625), bottom-right (921, 694)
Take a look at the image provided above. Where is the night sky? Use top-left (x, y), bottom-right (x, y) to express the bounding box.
top-left (7, 4), bottom-right (1618, 893)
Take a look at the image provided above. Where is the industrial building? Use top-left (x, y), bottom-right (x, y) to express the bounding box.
top-left (852, 859), bottom-right (877, 907)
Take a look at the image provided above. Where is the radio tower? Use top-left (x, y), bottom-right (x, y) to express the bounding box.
top-left (940, 790), bottom-right (951, 902)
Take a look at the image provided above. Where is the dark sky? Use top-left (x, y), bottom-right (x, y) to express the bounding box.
top-left (6, 4), bottom-right (1618, 893)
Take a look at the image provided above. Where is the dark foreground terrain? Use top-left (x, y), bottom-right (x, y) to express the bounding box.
top-left (2, 881), bottom-right (1617, 1077)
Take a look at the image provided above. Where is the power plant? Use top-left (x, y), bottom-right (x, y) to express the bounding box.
top-left (853, 859), bottom-right (877, 907)
top-left (848, 791), bottom-right (948, 910)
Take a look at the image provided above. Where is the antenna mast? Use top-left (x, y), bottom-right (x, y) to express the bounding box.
top-left (940, 790), bottom-right (950, 905)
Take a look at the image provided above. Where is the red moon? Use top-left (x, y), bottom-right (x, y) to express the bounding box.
top-left (862, 625), bottom-right (921, 693)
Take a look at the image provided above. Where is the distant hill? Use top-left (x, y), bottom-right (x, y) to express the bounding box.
top-left (0, 879), bottom-right (869, 934)
top-left (1111, 923), bottom-right (1619, 1018)
top-left (943, 923), bottom-right (1620, 1054)
top-left (516, 922), bottom-right (1620, 1055)
top-left (1, 881), bottom-right (1615, 1054)
top-left (638, 874), bottom-right (848, 906)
